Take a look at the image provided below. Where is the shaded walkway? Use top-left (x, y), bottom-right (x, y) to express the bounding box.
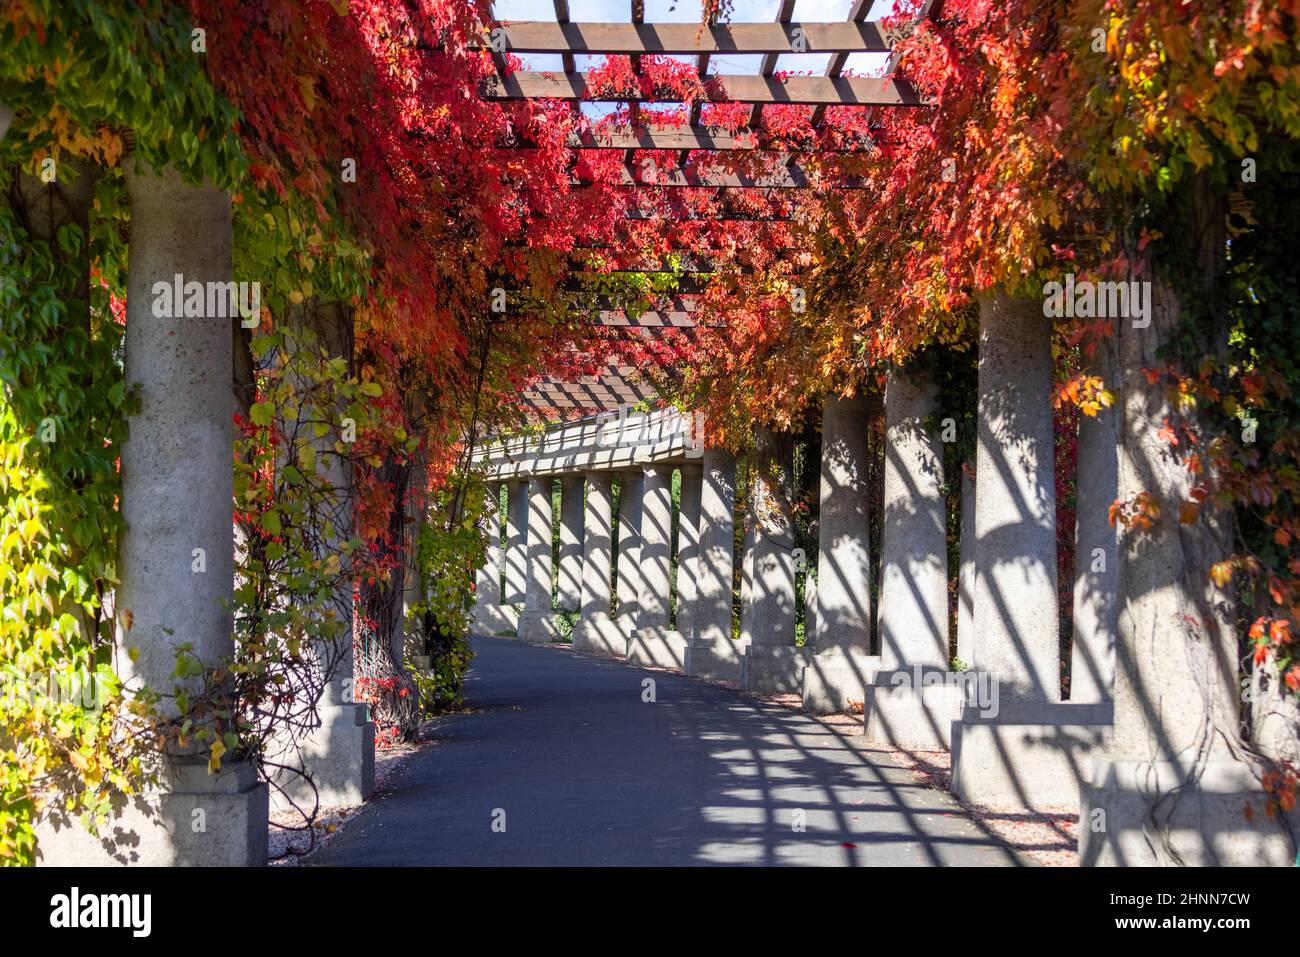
top-left (308, 638), bottom-right (1018, 866)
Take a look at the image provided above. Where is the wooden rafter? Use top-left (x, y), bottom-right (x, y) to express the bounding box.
top-left (542, 127), bottom-right (871, 151)
top-left (479, 21), bottom-right (894, 55)
top-left (483, 2), bottom-right (937, 423)
top-left (482, 72), bottom-right (918, 106)
top-left (810, 0), bottom-right (875, 130)
top-left (569, 165), bottom-right (846, 188)
top-left (749, 0), bottom-right (799, 139)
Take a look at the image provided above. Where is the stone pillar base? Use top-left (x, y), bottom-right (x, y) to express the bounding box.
top-left (1080, 758), bottom-right (1300, 866)
top-left (802, 650), bottom-right (880, 715)
top-left (1253, 671), bottom-right (1300, 764)
top-left (271, 699), bottom-right (375, 812)
top-left (572, 613), bottom-right (629, 658)
top-left (950, 702), bottom-right (1113, 808)
top-left (864, 669), bottom-right (967, 749)
top-left (742, 645), bottom-right (808, 694)
top-left (470, 603), bottom-right (518, 637)
top-left (626, 627), bottom-right (688, 669)
top-left (35, 758), bottom-right (268, 866)
top-left (517, 609), bottom-right (562, 644)
top-left (685, 638), bottom-right (748, 682)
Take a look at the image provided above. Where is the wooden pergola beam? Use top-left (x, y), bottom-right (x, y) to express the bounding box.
top-left (524, 382), bottom-right (657, 403)
top-left (542, 127), bottom-right (871, 151)
top-left (553, 0), bottom-right (574, 72)
top-left (594, 309), bottom-right (699, 327)
top-left (567, 263), bottom-right (717, 277)
top-left (500, 290), bottom-right (699, 306)
top-left (527, 384), bottom-right (645, 401)
top-left (622, 209), bottom-right (793, 222)
top-left (750, 0), bottom-right (799, 133)
top-left (501, 309), bottom-right (700, 327)
top-left (479, 21), bottom-right (893, 55)
top-left (505, 242), bottom-right (802, 256)
top-left (571, 166), bottom-right (833, 188)
top-left (482, 72), bottom-right (919, 107)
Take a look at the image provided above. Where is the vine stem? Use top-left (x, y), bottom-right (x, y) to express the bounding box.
top-left (449, 316), bottom-right (494, 525)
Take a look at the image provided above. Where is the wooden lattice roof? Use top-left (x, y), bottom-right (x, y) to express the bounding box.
top-left (486, 0), bottom-right (936, 419)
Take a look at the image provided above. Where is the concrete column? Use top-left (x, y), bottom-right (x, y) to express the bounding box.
top-left (1079, 278), bottom-right (1294, 865)
top-left (481, 482), bottom-right (504, 607)
top-left (1070, 336), bottom-right (1119, 703)
top-left (557, 476), bottom-right (585, 612)
top-left (12, 159), bottom-right (99, 293)
top-left (970, 293), bottom-right (1060, 701)
top-left (738, 512), bottom-right (756, 645)
top-left (259, 301), bottom-right (375, 811)
top-left (518, 476), bottom-right (557, 643)
top-left (748, 430), bottom-right (797, 647)
top-left (956, 466), bottom-right (977, 667)
top-left (674, 465), bottom-right (703, 638)
top-left (742, 429), bottom-right (804, 692)
top-left (627, 464), bottom-right (687, 667)
top-left (686, 447), bottom-right (742, 680)
top-left (951, 292), bottom-right (1109, 809)
top-left (579, 474), bottom-right (612, 619)
top-left (573, 473), bottom-right (624, 656)
top-left (810, 394), bottom-right (874, 651)
top-left (804, 393), bottom-right (879, 714)
top-left (615, 471), bottom-right (643, 634)
top-left (879, 371), bottom-right (948, 671)
top-left (502, 480), bottom-right (528, 605)
top-left (866, 371), bottom-right (960, 745)
top-left (38, 163), bottom-right (267, 865)
top-left (1252, 662), bottom-right (1300, 769)
top-left (470, 483), bottom-right (509, 635)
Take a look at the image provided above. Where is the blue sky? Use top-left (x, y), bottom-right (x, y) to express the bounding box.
top-left (491, 0), bottom-right (898, 120)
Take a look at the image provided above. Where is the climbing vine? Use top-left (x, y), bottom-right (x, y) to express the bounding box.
top-left (0, 174), bottom-right (148, 864)
top-left (4, 0), bottom-right (1297, 865)
top-left (406, 477), bottom-right (489, 714)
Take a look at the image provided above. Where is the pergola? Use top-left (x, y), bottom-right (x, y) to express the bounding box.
top-left (480, 0), bottom-right (935, 420)
top-left (19, 1), bottom-right (1296, 874)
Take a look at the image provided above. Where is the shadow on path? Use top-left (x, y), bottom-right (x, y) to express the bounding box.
top-left (307, 638), bottom-right (1019, 866)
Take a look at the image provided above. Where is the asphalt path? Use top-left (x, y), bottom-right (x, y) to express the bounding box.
top-left (307, 637), bottom-right (1017, 866)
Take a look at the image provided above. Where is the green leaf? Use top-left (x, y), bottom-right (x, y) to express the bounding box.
top-left (249, 402), bottom-right (273, 427)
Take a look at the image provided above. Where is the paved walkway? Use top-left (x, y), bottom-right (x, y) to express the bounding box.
top-left (308, 638), bottom-right (1018, 866)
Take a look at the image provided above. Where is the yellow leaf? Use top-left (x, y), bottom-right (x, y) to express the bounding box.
top-left (208, 737), bottom-right (227, 774)
top-left (1210, 561), bottom-right (1234, 588)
